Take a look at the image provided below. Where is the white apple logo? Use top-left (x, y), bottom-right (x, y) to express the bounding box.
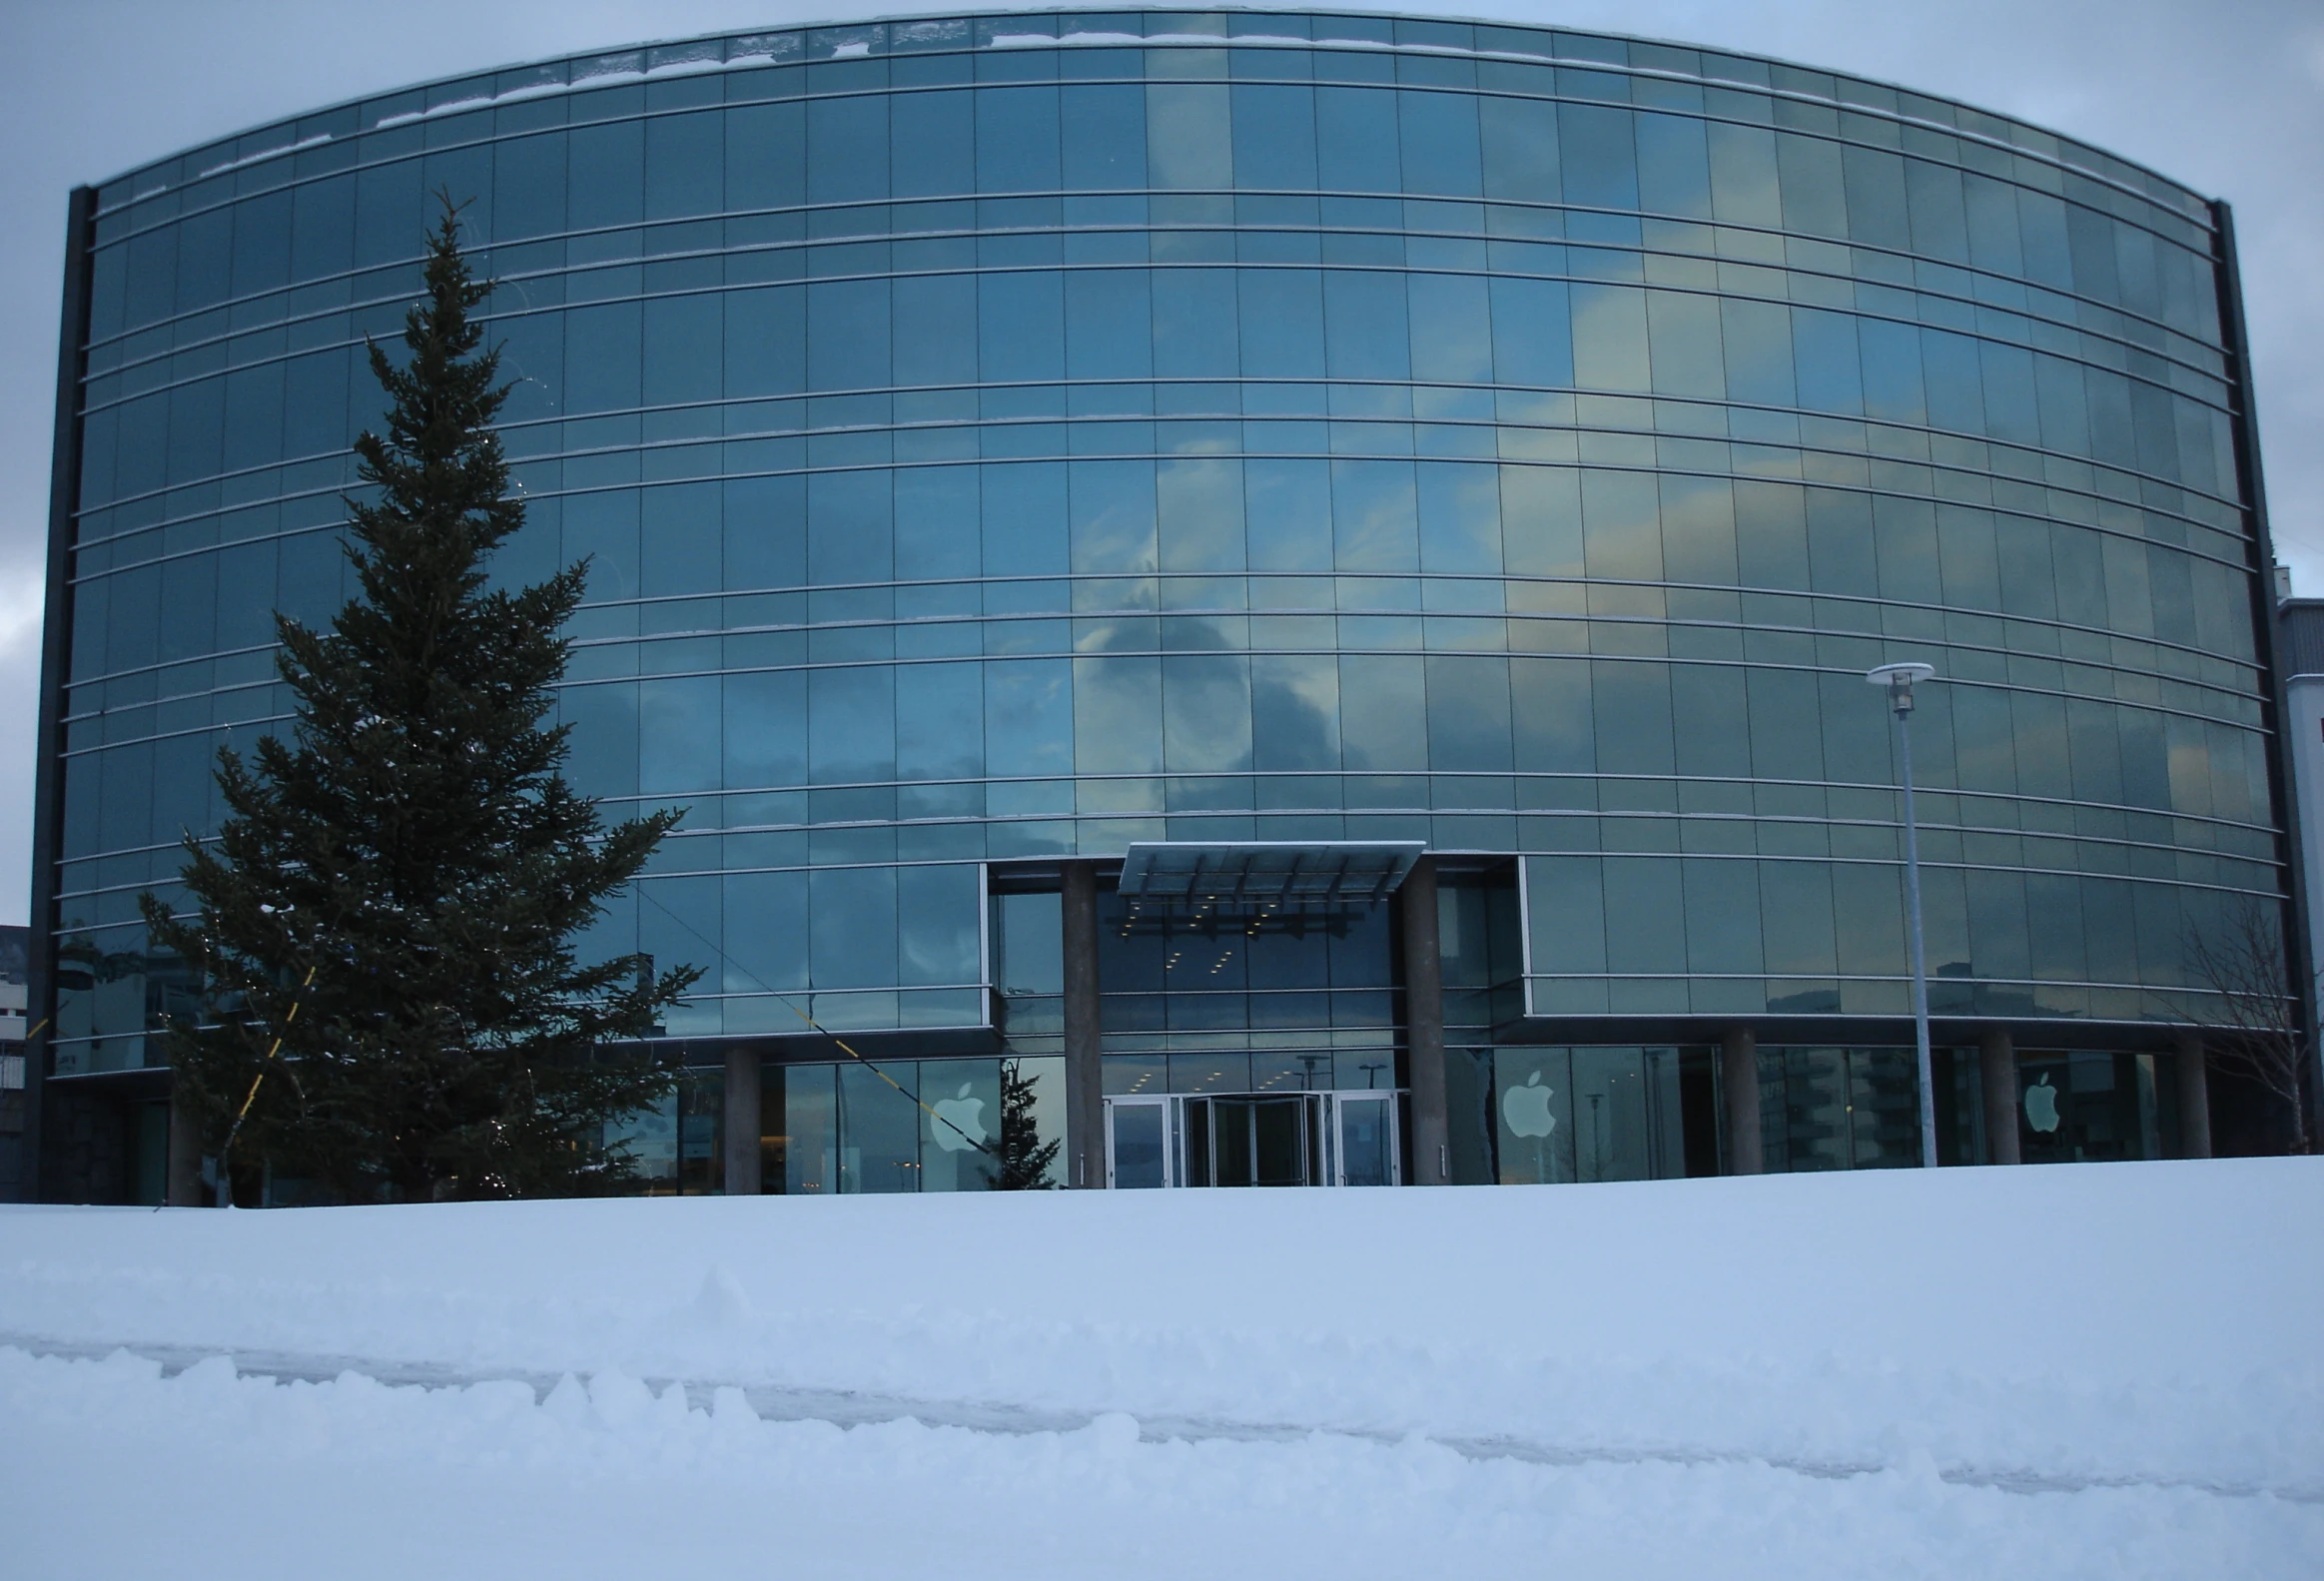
top-left (1502, 1070), bottom-right (1558, 1140)
top-left (2023, 1073), bottom-right (2061, 1135)
top-left (932, 1083), bottom-right (988, 1153)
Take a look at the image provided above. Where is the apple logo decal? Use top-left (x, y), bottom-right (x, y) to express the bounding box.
top-left (1502, 1070), bottom-right (1558, 1140)
top-left (2023, 1073), bottom-right (2061, 1135)
top-left (932, 1083), bottom-right (988, 1153)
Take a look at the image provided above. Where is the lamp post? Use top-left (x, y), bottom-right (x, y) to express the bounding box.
top-left (1867, 662), bottom-right (1938, 1169)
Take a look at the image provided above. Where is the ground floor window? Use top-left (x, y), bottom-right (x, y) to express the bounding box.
top-left (613, 1056), bottom-right (1068, 1194)
top-left (1444, 1047), bottom-right (1720, 1186)
top-left (1445, 1042), bottom-right (2180, 1183)
top-left (1490, 1048), bottom-right (1689, 1185)
top-left (607, 1039), bottom-right (2185, 1196)
top-left (2015, 1052), bottom-right (2169, 1165)
top-left (1758, 1048), bottom-right (1925, 1173)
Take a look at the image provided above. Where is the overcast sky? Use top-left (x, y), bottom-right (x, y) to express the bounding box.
top-left (1, 0), bottom-right (2318, 925)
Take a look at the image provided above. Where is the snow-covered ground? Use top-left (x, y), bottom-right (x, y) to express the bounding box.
top-left (3, 1160), bottom-right (2320, 1578)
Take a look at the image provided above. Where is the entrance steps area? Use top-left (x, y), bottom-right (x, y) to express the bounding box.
top-left (3, 1161), bottom-right (2320, 1577)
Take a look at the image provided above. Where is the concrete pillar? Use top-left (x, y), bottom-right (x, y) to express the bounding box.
top-left (1979, 1027), bottom-right (2020, 1166)
top-left (165, 1082), bottom-right (205, 1207)
top-left (1400, 858), bottom-right (1449, 1186)
top-left (1721, 1027), bottom-right (1762, 1176)
top-left (1061, 862), bottom-right (1103, 1188)
top-left (2175, 1033), bottom-right (2213, 1160)
top-left (722, 1049), bottom-right (762, 1195)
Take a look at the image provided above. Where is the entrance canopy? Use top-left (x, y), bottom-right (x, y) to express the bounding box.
top-left (1115, 841), bottom-right (1423, 916)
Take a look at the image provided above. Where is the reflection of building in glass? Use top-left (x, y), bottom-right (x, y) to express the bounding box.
top-left (28, 11), bottom-right (2293, 1201)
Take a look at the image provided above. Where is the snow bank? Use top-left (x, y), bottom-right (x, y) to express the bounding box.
top-left (3, 1160), bottom-right (2320, 1577)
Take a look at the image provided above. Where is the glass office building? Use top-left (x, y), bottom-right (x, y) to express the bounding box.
top-left (27, 10), bottom-right (2291, 1202)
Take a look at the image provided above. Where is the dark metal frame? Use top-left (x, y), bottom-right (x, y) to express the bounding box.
top-left (23, 186), bottom-right (98, 1201)
top-left (2212, 200), bottom-right (2316, 1149)
top-left (1114, 840), bottom-right (1424, 920)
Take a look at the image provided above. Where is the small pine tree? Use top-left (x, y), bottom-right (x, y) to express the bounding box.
top-left (982, 1059), bottom-right (1061, 1189)
top-left (143, 198), bottom-right (698, 1203)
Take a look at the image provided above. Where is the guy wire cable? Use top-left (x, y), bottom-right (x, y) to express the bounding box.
top-left (214, 963), bottom-right (319, 1207)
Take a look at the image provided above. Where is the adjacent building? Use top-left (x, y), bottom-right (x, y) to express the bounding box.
top-left (2277, 589), bottom-right (2324, 1068)
top-left (0, 926), bottom-right (28, 1199)
top-left (28, 10), bottom-right (2297, 1202)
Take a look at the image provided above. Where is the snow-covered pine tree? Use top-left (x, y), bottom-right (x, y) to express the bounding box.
top-left (143, 199), bottom-right (699, 1203)
top-left (982, 1059), bottom-right (1062, 1189)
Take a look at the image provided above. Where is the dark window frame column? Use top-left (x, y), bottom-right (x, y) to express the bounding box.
top-left (25, 186), bottom-right (97, 1203)
top-left (1979, 1027), bottom-right (2020, 1166)
top-left (1401, 857), bottom-right (1448, 1186)
top-left (722, 1048), bottom-right (762, 1194)
top-left (1721, 1027), bottom-right (1762, 1175)
top-left (2175, 1033), bottom-right (2214, 1159)
top-left (2214, 202), bottom-right (2317, 1148)
top-left (1062, 862), bottom-right (1102, 1187)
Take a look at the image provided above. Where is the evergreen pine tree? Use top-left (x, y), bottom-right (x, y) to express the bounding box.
top-left (143, 199), bottom-right (698, 1203)
top-left (981, 1059), bottom-right (1061, 1190)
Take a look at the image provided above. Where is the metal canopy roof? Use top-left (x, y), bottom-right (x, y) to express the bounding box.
top-left (1115, 841), bottom-right (1425, 910)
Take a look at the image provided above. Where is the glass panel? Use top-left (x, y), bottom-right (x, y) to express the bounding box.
top-left (1147, 83), bottom-right (1231, 189)
top-left (1338, 1095), bottom-right (1394, 1186)
top-left (1103, 1054), bottom-right (1166, 1096)
top-left (996, 892), bottom-right (1063, 996)
top-left (920, 1057), bottom-right (1002, 1191)
top-left (1062, 83), bottom-right (1148, 190)
top-left (1110, 1100), bottom-right (1167, 1187)
top-left (609, 1091), bottom-right (679, 1190)
top-left (1232, 83), bottom-right (1318, 188)
top-left (1169, 1051), bottom-right (1250, 1094)
top-left (976, 86), bottom-right (1061, 192)
top-left (1768, 1048), bottom-right (1850, 1173)
top-left (1248, 1097), bottom-right (1310, 1186)
top-left (1179, 1096), bottom-right (1212, 1186)
top-left (1569, 1047), bottom-right (1685, 1182)
top-left (677, 1076), bottom-right (722, 1195)
top-left (1252, 1048), bottom-right (1336, 1092)
top-left (1316, 86), bottom-right (1400, 192)
top-left (1494, 1048), bottom-right (1573, 1185)
top-left (2017, 1052), bottom-right (2152, 1165)
top-left (1848, 1048), bottom-right (1923, 1168)
top-left (1559, 103), bottom-right (1637, 209)
top-left (1210, 1097), bottom-right (1252, 1186)
top-left (838, 1059), bottom-right (921, 1192)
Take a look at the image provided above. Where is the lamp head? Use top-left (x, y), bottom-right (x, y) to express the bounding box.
top-left (1866, 661), bottom-right (1936, 712)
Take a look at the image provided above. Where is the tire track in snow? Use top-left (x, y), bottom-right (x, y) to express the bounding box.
top-left (8, 1332), bottom-right (2314, 1506)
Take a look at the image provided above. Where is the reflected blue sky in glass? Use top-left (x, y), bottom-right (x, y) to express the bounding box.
top-left (48, 15), bottom-right (2277, 1062)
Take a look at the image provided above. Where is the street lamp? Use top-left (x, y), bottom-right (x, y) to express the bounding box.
top-left (1867, 662), bottom-right (1938, 1169)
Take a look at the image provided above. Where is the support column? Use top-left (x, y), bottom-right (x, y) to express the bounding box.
top-left (1062, 862), bottom-right (1103, 1188)
top-left (1721, 1027), bottom-right (1762, 1176)
top-left (2175, 1033), bottom-right (2213, 1160)
top-left (165, 1081), bottom-right (204, 1207)
top-left (1400, 858), bottom-right (1449, 1186)
top-left (1979, 1027), bottom-right (2020, 1166)
top-left (722, 1050), bottom-right (761, 1195)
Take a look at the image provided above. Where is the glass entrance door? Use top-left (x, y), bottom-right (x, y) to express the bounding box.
top-left (1334, 1092), bottom-right (1395, 1186)
top-left (1103, 1093), bottom-right (1400, 1187)
top-left (1188, 1095), bottom-right (1313, 1187)
top-left (1105, 1097), bottom-right (1170, 1188)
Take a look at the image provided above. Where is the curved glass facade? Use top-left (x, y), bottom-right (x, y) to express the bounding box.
top-left (34, 11), bottom-right (2285, 1191)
